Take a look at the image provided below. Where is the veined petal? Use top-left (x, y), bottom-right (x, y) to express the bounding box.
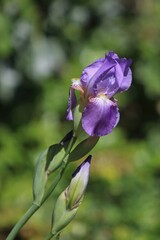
top-left (80, 58), bottom-right (105, 87)
top-left (116, 58), bottom-right (132, 92)
top-left (93, 52), bottom-right (132, 97)
top-left (86, 56), bottom-right (116, 96)
top-left (82, 95), bottom-right (119, 136)
top-left (66, 87), bottom-right (77, 120)
top-left (96, 61), bottom-right (124, 98)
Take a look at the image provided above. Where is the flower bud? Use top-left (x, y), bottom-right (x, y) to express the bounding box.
top-left (51, 191), bottom-right (78, 235)
top-left (66, 155), bottom-right (91, 209)
top-left (51, 156), bottom-right (91, 235)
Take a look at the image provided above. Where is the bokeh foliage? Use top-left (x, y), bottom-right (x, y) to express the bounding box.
top-left (0, 0), bottom-right (160, 239)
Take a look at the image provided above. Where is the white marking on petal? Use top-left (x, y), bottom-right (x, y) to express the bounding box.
top-left (89, 94), bottom-right (110, 106)
top-left (71, 78), bottom-right (84, 93)
top-left (108, 75), bottom-right (115, 85)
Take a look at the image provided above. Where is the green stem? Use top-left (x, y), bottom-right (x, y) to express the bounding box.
top-left (64, 135), bottom-right (77, 160)
top-left (6, 204), bottom-right (39, 240)
top-left (45, 232), bottom-right (54, 240)
top-left (6, 166), bottom-right (65, 240)
top-left (56, 233), bottom-right (61, 240)
top-left (6, 135), bottom-right (77, 240)
top-left (42, 135), bottom-right (76, 204)
top-left (42, 161), bottom-right (68, 204)
top-left (45, 232), bottom-right (60, 240)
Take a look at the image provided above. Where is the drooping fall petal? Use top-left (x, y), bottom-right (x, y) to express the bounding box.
top-left (82, 95), bottom-right (119, 136)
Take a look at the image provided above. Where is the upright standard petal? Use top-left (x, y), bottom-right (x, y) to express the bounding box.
top-left (95, 62), bottom-right (124, 98)
top-left (82, 95), bottom-right (119, 136)
top-left (107, 51), bottom-right (119, 60)
top-left (116, 58), bottom-right (132, 93)
top-left (86, 55), bottom-right (116, 96)
top-left (80, 58), bottom-right (105, 87)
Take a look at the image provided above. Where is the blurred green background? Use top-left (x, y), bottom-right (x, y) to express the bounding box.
top-left (0, 0), bottom-right (160, 239)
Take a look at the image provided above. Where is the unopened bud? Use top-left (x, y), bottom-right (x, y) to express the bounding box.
top-left (51, 191), bottom-right (78, 235)
top-left (51, 156), bottom-right (91, 235)
top-left (66, 155), bottom-right (91, 209)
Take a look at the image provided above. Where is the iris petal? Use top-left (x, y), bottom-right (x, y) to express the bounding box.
top-left (116, 58), bottom-right (132, 93)
top-left (86, 56), bottom-right (116, 96)
top-left (66, 87), bottom-right (77, 120)
top-left (96, 62), bottom-right (124, 98)
top-left (107, 51), bottom-right (119, 59)
top-left (82, 95), bottom-right (119, 136)
top-left (66, 79), bottom-right (83, 120)
top-left (80, 58), bottom-right (105, 87)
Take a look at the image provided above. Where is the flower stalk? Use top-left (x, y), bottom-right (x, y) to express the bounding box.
top-left (46, 156), bottom-right (91, 239)
top-left (6, 135), bottom-right (77, 240)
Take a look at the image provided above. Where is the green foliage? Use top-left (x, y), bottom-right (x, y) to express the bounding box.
top-left (0, 0), bottom-right (160, 239)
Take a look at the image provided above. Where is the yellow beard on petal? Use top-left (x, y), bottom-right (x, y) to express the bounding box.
top-left (97, 93), bottom-right (109, 102)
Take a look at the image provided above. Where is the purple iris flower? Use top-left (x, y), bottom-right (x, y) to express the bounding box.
top-left (66, 51), bottom-right (132, 137)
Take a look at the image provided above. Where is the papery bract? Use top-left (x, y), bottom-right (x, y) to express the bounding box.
top-left (66, 51), bottom-right (132, 136)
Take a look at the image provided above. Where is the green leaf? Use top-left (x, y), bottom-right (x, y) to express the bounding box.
top-left (46, 130), bottom-right (74, 173)
top-left (47, 146), bottom-right (66, 173)
top-left (33, 150), bottom-right (48, 205)
top-left (68, 136), bottom-right (99, 161)
top-left (33, 130), bottom-right (74, 205)
top-left (73, 104), bottom-right (82, 134)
